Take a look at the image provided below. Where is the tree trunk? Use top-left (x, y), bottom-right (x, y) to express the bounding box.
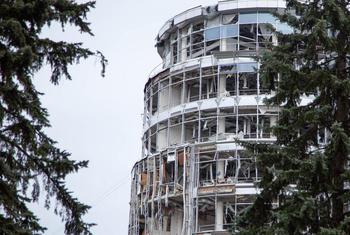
top-left (331, 33), bottom-right (348, 224)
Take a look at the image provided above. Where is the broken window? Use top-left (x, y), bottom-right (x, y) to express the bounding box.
top-left (143, 132), bottom-right (150, 155)
top-left (205, 39), bottom-right (220, 56)
top-left (237, 114), bottom-right (258, 139)
top-left (185, 79), bottom-right (200, 102)
top-left (258, 115), bottom-right (271, 138)
top-left (221, 65), bottom-right (237, 96)
top-left (206, 15), bottom-right (220, 27)
top-left (258, 23), bottom-right (273, 49)
top-left (224, 202), bottom-right (236, 229)
top-left (184, 112), bottom-right (199, 142)
top-left (238, 73), bottom-right (257, 95)
top-left (192, 21), bottom-right (205, 58)
top-left (164, 160), bottom-right (175, 184)
top-left (185, 68), bottom-right (200, 80)
top-left (199, 161), bottom-right (214, 186)
top-left (201, 67), bottom-right (217, 99)
top-left (169, 115), bottom-right (182, 146)
top-left (157, 121), bottom-right (168, 150)
top-left (318, 127), bottom-right (328, 145)
top-left (159, 78), bottom-right (170, 112)
top-left (180, 35), bottom-right (191, 59)
top-left (192, 33), bottom-right (204, 58)
top-left (193, 21), bottom-right (204, 32)
top-left (163, 41), bottom-right (172, 67)
top-left (151, 82), bottom-right (159, 114)
top-left (145, 87), bottom-right (151, 113)
top-left (236, 194), bottom-right (255, 215)
top-left (225, 157), bottom-right (237, 180)
top-left (222, 14), bottom-right (238, 25)
top-left (179, 26), bottom-right (191, 60)
top-left (221, 64), bottom-right (237, 74)
top-left (197, 196), bottom-right (215, 232)
top-left (198, 153), bottom-right (216, 186)
top-left (184, 69), bottom-right (200, 102)
top-left (177, 151), bottom-right (185, 186)
top-left (171, 33), bottom-right (179, 64)
top-left (200, 109), bottom-right (217, 142)
top-left (220, 25), bottom-right (239, 52)
top-left (170, 73), bottom-right (183, 107)
top-left (239, 24), bottom-right (257, 51)
top-left (150, 125), bottom-right (157, 153)
top-left (203, 26), bottom-right (220, 56)
top-left (223, 37), bottom-right (239, 51)
top-left (225, 73), bottom-right (237, 96)
top-left (225, 116), bottom-right (237, 134)
top-left (237, 156), bottom-right (256, 182)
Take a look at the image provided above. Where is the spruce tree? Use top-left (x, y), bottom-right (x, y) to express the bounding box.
top-left (238, 0), bottom-right (350, 234)
top-left (0, 1), bottom-right (106, 234)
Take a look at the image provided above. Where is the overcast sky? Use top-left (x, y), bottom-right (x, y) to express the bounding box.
top-left (32, 1), bottom-right (218, 234)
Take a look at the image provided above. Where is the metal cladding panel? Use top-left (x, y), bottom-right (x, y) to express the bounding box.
top-left (173, 6), bottom-right (203, 25)
top-left (171, 59), bottom-right (200, 74)
top-left (201, 56), bottom-right (216, 67)
top-left (216, 143), bottom-right (244, 151)
top-left (236, 187), bottom-right (259, 195)
top-left (219, 97), bottom-right (236, 108)
top-left (149, 115), bottom-right (158, 128)
top-left (183, 102), bottom-right (199, 112)
top-left (157, 111), bottom-right (170, 123)
top-left (218, 0), bottom-right (286, 11)
top-left (218, 57), bottom-right (256, 66)
top-left (158, 21), bottom-right (172, 38)
top-left (235, 183), bottom-right (258, 195)
top-left (170, 105), bottom-right (183, 116)
top-left (200, 99), bottom-right (218, 110)
top-left (235, 95), bottom-right (258, 106)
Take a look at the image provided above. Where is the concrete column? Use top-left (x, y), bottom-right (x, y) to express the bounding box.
top-left (170, 211), bottom-right (183, 235)
top-left (221, 38), bottom-right (227, 51)
top-left (159, 87), bottom-right (169, 112)
top-left (215, 200), bottom-right (224, 231)
top-left (243, 119), bottom-right (247, 135)
top-left (218, 116), bottom-right (225, 136)
top-left (216, 160), bottom-right (225, 182)
top-left (219, 75), bottom-right (226, 97)
top-left (163, 216), bottom-right (168, 232)
top-left (157, 125), bottom-right (167, 150)
top-left (215, 159), bottom-right (225, 231)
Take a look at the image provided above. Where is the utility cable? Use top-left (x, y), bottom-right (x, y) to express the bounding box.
top-left (51, 174), bottom-right (130, 234)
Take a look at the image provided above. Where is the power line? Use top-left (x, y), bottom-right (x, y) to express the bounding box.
top-left (52, 174), bottom-right (130, 234)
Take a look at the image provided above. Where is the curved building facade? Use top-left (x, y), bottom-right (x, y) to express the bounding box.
top-left (129, 1), bottom-right (289, 234)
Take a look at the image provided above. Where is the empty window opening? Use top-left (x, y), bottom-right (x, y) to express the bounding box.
top-left (239, 24), bottom-right (257, 51)
top-left (239, 73), bottom-right (257, 95)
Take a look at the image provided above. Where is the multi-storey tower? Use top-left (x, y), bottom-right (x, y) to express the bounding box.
top-left (129, 1), bottom-right (291, 234)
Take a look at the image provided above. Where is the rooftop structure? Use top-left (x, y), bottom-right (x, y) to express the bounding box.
top-left (128, 1), bottom-right (292, 234)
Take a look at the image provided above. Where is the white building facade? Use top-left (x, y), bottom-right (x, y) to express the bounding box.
top-left (129, 1), bottom-right (290, 234)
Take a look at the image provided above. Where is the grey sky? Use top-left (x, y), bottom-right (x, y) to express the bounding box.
top-left (32, 1), bottom-right (218, 234)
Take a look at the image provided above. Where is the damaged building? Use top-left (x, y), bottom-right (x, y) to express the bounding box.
top-left (129, 1), bottom-right (295, 234)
